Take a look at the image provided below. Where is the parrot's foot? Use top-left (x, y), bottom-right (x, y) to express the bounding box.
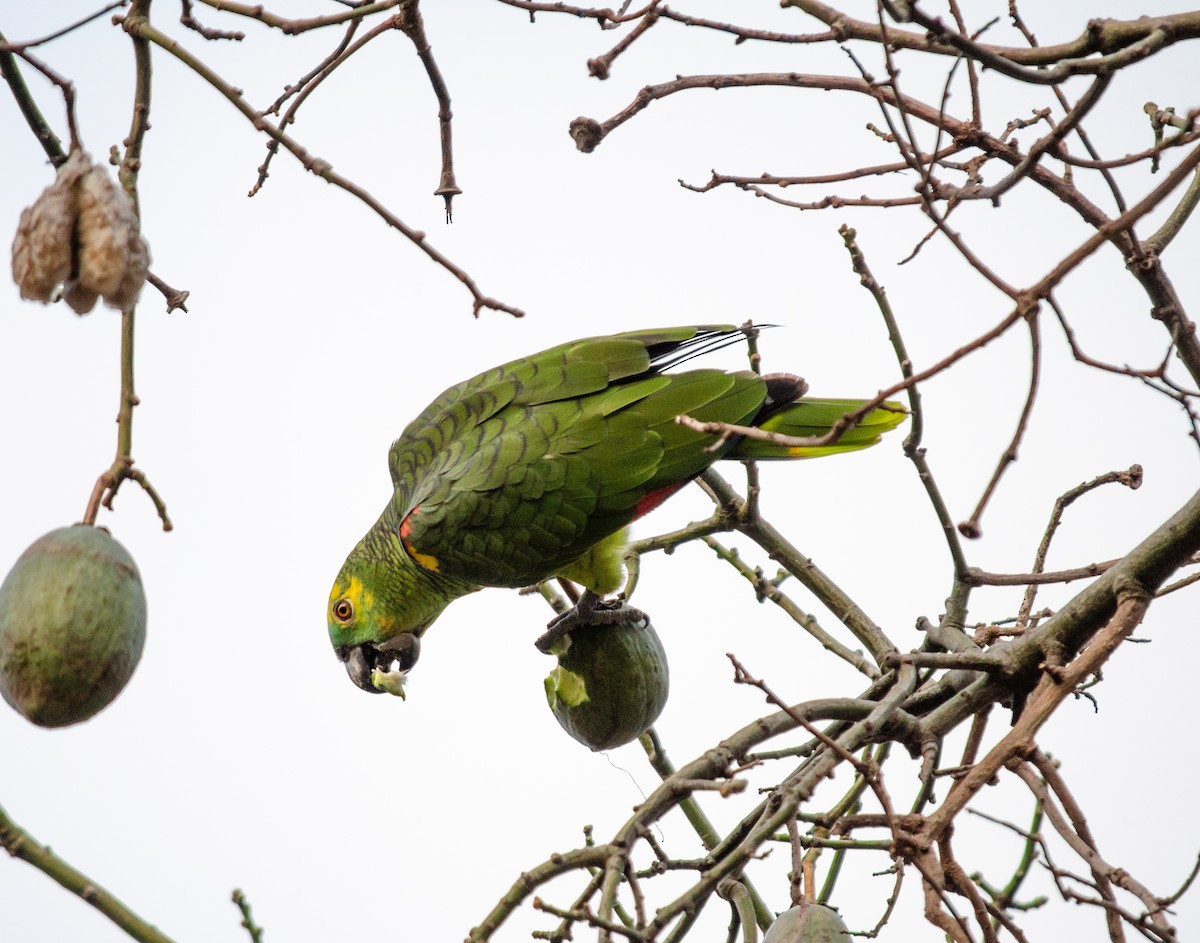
top-left (536, 590), bottom-right (649, 653)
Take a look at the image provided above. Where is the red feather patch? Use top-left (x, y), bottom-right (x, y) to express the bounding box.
top-left (399, 506), bottom-right (419, 540)
top-left (633, 482), bottom-right (688, 520)
top-left (399, 506), bottom-right (441, 572)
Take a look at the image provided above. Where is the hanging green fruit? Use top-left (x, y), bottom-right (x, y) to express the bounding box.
top-left (763, 903), bottom-right (850, 943)
top-left (0, 524), bottom-right (147, 727)
top-left (544, 612), bottom-right (668, 750)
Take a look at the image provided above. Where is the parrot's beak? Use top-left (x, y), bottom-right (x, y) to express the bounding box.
top-left (340, 633), bottom-right (422, 694)
top-left (343, 645), bottom-right (383, 693)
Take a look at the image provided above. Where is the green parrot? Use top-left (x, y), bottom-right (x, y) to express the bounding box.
top-left (328, 325), bottom-right (904, 693)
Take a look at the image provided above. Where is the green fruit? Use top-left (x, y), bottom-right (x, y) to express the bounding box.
top-left (763, 904), bottom-right (849, 943)
top-left (0, 524), bottom-right (146, 728)
top-left (544, 613), bottom-right (668, 751)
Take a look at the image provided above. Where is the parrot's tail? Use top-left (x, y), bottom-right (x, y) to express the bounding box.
top-left (730, 394), bottom-right (907, 460)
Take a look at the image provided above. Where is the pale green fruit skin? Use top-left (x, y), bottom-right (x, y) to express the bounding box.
top-left (763, 904), bottom-right (850, 943)
top-left (546, 617), bottom-right (668, 751)
top-left (0, 525), bottom-right (146, 728)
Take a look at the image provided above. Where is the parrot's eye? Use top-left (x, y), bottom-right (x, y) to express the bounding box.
top-left (333, 598), bottom-right (355, 623)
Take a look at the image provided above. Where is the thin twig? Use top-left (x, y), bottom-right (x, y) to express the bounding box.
top-left (121, 14), bottom-right (523, 318)
top-left (0, 802), bottom-right (178, 943)
top-left (231, 889), bottom-right (265, 943)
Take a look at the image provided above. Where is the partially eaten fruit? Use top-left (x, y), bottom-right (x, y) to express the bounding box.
top-left (544, 612), bottom-right (668, 751)
top-left (0, 524), bottom-right (147, 727)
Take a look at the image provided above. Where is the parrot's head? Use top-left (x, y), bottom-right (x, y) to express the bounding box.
top-left (327, 538), bottom-right (447, 695)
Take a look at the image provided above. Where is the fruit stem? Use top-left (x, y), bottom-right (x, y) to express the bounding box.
top-left (82, 305), bottom-right (170, 530)
top-left (81, 4), bottom-right (172, 532)
top-left (118, 306), bottom-right (137, 459)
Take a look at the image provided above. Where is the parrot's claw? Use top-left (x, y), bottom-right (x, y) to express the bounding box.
top-left (536, 590), bottom-right (649, 653)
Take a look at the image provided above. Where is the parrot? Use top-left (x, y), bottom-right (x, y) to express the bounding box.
top-left (328, 325), bottom-right (905, 694)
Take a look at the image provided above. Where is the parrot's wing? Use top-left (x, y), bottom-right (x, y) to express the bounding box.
top-left (387, 326), bottom-right (745, 505)
top-left (395, 364), bottom-right (766, 590)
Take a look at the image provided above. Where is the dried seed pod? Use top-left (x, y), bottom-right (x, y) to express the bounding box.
top-left (10, 151), bottom-right (89, 303)
top-left (76, 164), bottom-right (147, 304)
top-left (10, 149), bottom-right (150, 312)
top-left (62, 279), bottom-right (101, 315)
top-left (103, 213), bottom-right (151, 311)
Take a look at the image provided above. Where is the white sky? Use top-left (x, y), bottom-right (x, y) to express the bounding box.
top-left (2, 2), bottom-right (1197, 941)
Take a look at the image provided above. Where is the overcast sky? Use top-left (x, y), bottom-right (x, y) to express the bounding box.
top-left (2, 3), bottom-right (1197, 941)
